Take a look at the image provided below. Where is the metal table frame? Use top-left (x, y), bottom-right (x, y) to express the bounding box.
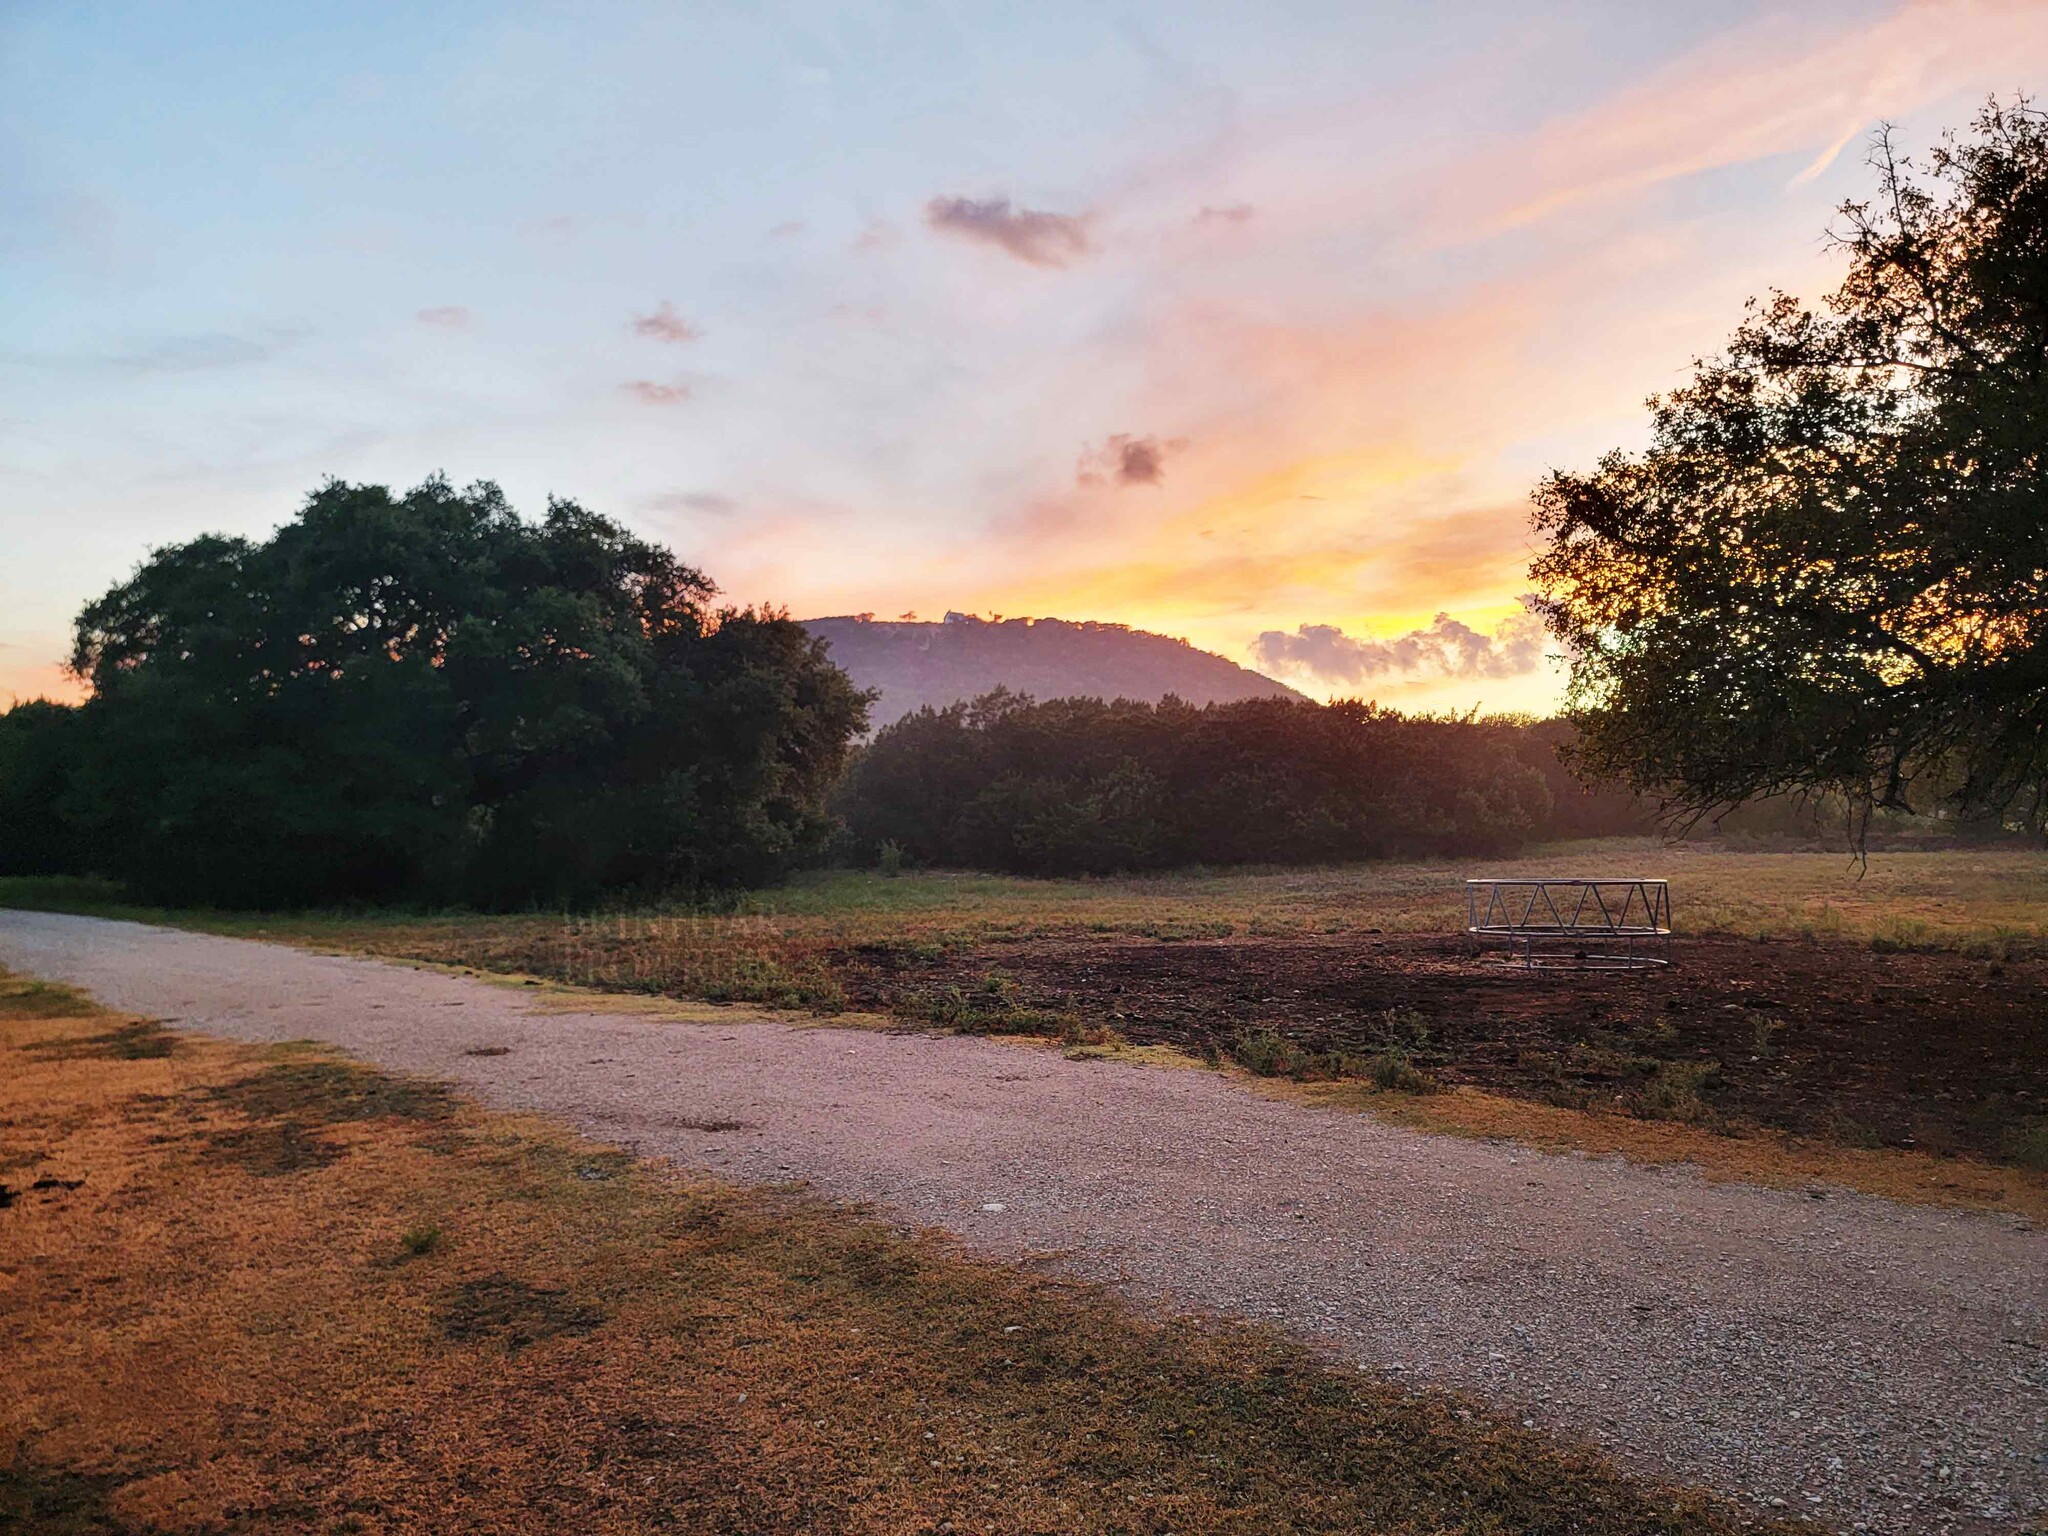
top-left (1465, 877), bottom-right (1671, 970)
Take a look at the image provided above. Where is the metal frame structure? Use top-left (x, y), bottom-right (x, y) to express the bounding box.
top-left (1465, 878), bottom-right (1671, 970)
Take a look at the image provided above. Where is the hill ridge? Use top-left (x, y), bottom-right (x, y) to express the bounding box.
top-left (801, 612), bottom-right (1306, 727)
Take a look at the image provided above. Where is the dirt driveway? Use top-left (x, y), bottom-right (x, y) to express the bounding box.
top-left (2, 910), bottom-right (2041, 1536)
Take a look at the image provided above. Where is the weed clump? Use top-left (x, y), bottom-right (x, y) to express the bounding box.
top-left (2002, 1116), bottom-right (2048, 1171)
top-left (1230, 1009), bottom-right (1440, 1092)
top-left (1631, 1060), bottom-right (1723, 1124)
top-left (1229, 1028), bottom-right (1378, 1085)
top-left (904, 978), bottom-right (1070, 1038)
top-left (399, 1224), bottom-right (444, 1259)
top-left (1369, 1046), bottom-right (1440, 1095)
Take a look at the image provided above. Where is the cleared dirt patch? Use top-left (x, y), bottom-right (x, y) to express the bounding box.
top-left (841, 931), bottom-right (2048, 1165)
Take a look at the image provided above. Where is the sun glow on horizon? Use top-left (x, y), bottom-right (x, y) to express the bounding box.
top-left (7, 1), bottom-right (2048, 716)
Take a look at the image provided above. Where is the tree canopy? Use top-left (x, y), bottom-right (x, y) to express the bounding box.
top-left (20, 477), bottom-right (869, 906)
top-left (1531, 101), bottom-right (2048, 837)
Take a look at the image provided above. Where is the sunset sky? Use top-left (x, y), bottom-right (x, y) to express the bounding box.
top-left (7, 0), bottom-right (2048, 713)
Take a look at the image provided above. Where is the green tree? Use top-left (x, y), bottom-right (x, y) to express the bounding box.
top-left (62, 477), bottom-right (869, 905)
top-left (0, 700), bottom-right (91, 876)
top-left (1531, 101), bottom-right (2048, 836)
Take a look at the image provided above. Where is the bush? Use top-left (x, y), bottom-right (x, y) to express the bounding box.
top-left (1369, 1047), bottom-right (1440, 1095)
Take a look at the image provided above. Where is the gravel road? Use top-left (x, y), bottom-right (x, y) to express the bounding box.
top-left (2, 910), bottom-right (2041, 1534)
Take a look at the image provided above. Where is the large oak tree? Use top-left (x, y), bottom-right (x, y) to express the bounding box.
top-left (53, 477), bottom-right (869, 906)
top-left (1531, 101), bottom-right (2048, 837)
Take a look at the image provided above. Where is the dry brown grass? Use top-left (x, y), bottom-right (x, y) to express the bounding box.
top-left (1267, 1080), bottom-right (2048, 1222)
top-left (0, 968), bottom-right (1799, 1536)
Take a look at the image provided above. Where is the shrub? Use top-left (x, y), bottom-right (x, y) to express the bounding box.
top-left (1633, 1060), bottom-right (1722, 1122)
top-left (1369, 1046), bottom-right (1440, 1095)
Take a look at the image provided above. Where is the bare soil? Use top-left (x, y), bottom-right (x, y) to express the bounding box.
top-left (836, 933), bottom-right (2048, 1163)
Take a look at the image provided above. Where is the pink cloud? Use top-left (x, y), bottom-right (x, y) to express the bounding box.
top-left (632, 302), bottom-right (701, 344)
top-left (622, 379), bottom-right (691, 405)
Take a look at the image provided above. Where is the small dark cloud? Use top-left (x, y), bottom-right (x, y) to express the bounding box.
top-left (1195, 203), bottom-right (1255, 226)
top-left (1078, 433), bottom-right (1182, 488)
top-left (416, 305), bottom-right (472, 329)
top-left (623, 379), bottom-right (692, 406)
top-left (1251, 602), bottom-right (1547, 686)
top-left (646, 490), bottom-right (738, 516)
top-left (925, 195), bottom-right (1092, 267)
top-left (632, 302), bottom-right (701, 344)
top-left (767, 219), bottom-right (806, 240)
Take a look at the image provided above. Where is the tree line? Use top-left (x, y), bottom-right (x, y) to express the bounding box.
top-left (832, 691), bottom-right (1646, 876)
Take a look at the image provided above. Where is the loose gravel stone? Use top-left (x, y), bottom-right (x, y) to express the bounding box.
top-left (3, 910), bottom-right (2042, 1536)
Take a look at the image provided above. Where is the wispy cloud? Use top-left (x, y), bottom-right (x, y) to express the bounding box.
top-left (92, 329), bottom-right (302, 373)
top-left (851, 217), bottom-right (900, 253)
top-left (1194, 203), bottom-right (1255, 226)
top-left (646, 490), bottom-right (737, 515)
top-left (925, 195), bottom-right (1093, 267)
top-left (415, 305), bottom-right (472, 329)
top-left (632, 302), bottom-right (701, 343)
top-left (1430, 1), bottom-right (2048, 240)
top-left (622, 379), bottom-right (691, 405)
top-left (1252, 602), bottom-right (1546, 687)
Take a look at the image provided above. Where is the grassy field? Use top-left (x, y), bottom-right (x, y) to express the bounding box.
top-left (9, 837), bottom-right (2048, 953)
top-left (4, 840), bottom-right (2044, 1188)
top-left (0, 967), bottom-right (1794, 1536)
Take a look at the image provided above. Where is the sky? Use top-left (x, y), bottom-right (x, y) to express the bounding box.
top-left (6, 0), bottom-right (2048, 714)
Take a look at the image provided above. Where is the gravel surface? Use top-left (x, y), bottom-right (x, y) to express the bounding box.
top-left (3, 910), bottom-right (2042, 1535)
